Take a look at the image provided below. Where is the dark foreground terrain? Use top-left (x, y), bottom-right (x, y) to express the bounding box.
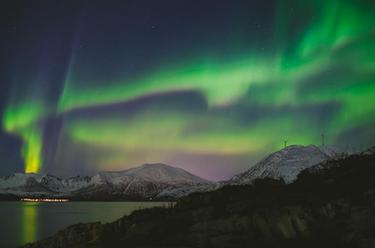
top-left (24, 150), bottom-right (375, 248)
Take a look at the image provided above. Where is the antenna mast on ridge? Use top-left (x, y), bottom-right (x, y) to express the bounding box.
top-left (283, 140), bottom-right (288, 149)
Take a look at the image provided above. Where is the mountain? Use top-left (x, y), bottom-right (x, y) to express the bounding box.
top-left (23, 148), bottom-right (375, 248)
top-left (0, 163), bottom-right (211, 200)
top-left (229, 145), bottom-right (336, 184)
top-left (72, 163), bottom-right (211, 200)
top-left (0, 173), bottom-right (60, 197)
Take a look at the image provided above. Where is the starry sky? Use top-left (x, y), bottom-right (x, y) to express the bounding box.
top-left (1, 0), bottom-right (375, 180)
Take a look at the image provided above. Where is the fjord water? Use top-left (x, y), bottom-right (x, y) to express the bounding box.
top-left (0, 201), bottom-right (167, 248)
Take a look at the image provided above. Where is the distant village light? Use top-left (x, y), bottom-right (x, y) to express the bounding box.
top-left (21, 198), bottom-right (69, 202)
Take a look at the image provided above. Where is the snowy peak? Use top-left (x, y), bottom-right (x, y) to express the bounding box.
top-left (71, 163), bottom-right (211, 199)
top-left (124, 163), bottom-right (206, 183)
top-left (97, 163), bottom-right (208, 185)
top-left (230, 145), bottom-right (332, 184)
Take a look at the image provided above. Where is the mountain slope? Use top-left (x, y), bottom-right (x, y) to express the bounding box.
top-left (230, 145), bottom-right (333, 184)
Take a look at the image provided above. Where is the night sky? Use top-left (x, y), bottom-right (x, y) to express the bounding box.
top-left (1, 0), bottom-right (375, 180)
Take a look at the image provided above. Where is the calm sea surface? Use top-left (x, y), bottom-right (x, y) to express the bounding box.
top-left (0, 201), bottom-right (168, 248)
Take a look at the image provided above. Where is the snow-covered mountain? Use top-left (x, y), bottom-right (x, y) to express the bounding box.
top-left (0, 163), bottom-right (211, 199)
top-left (72, 163), bottom-right (211, 199)
top-left (229, 145), bottom-right (337, 184)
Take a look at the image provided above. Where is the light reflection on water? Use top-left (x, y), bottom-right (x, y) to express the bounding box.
top-left (21, 202), bottom-right (38, 245)
top-left (0, 201), bottom-right (167, 248)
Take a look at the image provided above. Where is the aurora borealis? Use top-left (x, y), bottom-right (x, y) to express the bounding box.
top-left (1, 0), bottom-right (375, 180)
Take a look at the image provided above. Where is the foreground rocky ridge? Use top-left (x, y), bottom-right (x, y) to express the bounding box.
top-left (24, 150), bottom-right (375, 248)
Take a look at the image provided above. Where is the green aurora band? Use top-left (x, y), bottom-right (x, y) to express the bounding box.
top-left (2, 0), bottom-right (375, 176)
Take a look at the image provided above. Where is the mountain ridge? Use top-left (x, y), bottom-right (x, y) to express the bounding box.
top-left (0, 163), bottom-right (211, 200)
top-left (0, 145), bottom-right (350, 200)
